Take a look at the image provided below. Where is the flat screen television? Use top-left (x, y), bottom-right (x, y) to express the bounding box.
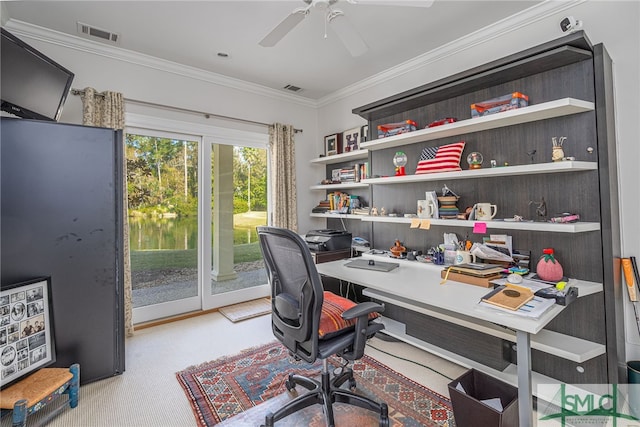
top-left (1, 27), bottom-right (74, 121)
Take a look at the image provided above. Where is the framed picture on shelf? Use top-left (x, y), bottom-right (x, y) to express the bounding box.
top-left (360, 125), bottom-right (369, 143)
top-left (324, 133), bottom-right (342, 156)
top-left (1, 276), bottom-right (56, 388)
top-left (342, 127), bottom-right (360, 153)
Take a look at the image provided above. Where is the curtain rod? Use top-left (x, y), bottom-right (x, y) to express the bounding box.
top-left (70, 89), bottom-right (302, 133)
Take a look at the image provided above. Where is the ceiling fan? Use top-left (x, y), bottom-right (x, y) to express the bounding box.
top-left (259, 0), bottom-right (434, 57)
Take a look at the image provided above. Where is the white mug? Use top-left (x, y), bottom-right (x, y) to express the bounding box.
top-left (475, 203), bottom-right (497, 221)
top-left (417, 200), bottom-right (434, 219)
top-left (455, 250), bottom-right (476, 265)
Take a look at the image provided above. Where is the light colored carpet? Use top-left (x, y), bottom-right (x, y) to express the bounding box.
top-left (218, 297), bottom-right (271, 322)
top-left (0, 311), bottom-right (468, 427)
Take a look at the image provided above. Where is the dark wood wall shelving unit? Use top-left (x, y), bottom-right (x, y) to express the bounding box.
top-left (312, 30), bottom-right (621, 385)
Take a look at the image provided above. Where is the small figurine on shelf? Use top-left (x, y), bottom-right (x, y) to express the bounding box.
top-left (371, 207), bottom-right (379, 216)
top-left (552, 136), bottom-right (567, 162)
top-left (390, 239), bottom-right (406, 257)
top-left (529, 197), bottom-right (547, 220)
top-left (536, 248), bottom-right (564, 282)
top-left (466, 151), bottom-right (483, 169)
top-left (393, 151), bottom-right (408, 176)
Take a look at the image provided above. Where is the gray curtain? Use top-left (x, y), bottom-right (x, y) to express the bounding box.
top-left (268, 123), bottom-right (297, 231)
top-left (80, 88), bottom-right (133, 338)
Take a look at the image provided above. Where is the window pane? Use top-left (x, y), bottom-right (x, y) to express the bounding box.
top-left (126, 134), bottom-right (199, 308)
top-left (210, 145), bottom-right (267, 295)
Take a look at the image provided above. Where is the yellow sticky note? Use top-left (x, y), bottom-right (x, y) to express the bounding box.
top-left (410, 219), bottom-right (420, 228)
top-left (419, 220), bottom-right (431, 230)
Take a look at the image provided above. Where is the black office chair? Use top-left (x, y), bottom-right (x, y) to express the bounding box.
top-left (257, 226), bottom-right (389, 427)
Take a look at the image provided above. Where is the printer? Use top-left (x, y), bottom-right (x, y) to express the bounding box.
top-left (305, 229), bottom-right (352, 252)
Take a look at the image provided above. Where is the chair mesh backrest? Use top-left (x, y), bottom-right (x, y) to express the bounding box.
top-left (257, 227), bottom-right (323, 362)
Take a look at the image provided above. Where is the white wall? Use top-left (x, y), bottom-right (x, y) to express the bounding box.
top-left (317, 0), bottom-right (640, 361)
top-left (4, 24), bottom-right (320, 234)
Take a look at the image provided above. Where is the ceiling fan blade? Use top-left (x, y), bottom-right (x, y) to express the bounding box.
top-left (328, 12), bottom-right (368, 57)
top-left (348, 0), bottom-right (434, 7)
top-left (259, 9), bottom-right (308, 47)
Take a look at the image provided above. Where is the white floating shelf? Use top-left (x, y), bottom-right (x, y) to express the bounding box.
top-left (362, 161), bottom-right (597, 184)
top-left (373, 316), bottom-right (599, 404)
top-left (359, 216), bottom-right (600, 233)
top-left (310, 182), bottom-right (369, 191)
top-left (310, 213), bottom-right (365, 220)
top-left (365, 291), bottom-right (604, 363)
top-left (361, 98), bottom-right (594, 152)
top-left (310, 149), bottom-right (369, 165)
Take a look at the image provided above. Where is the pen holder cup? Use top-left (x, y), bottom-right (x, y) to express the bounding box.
top-left (433, 252), bottom-right (445, 265)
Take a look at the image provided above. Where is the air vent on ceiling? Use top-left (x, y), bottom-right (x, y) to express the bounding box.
top-left (77, 22), bottom-right (119, 43)
top-left (283, 84), bottom-right (302, 93)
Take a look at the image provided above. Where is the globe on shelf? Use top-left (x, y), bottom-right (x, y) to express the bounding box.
top-left (393, 151), bottom-right (408, 176)
top-left (467, 151), bottom-right (484, 169)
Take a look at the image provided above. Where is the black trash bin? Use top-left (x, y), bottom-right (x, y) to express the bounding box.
top-left (448, 369), bottom-right (519, 427)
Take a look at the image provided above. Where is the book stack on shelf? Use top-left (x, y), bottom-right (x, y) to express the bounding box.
top-left (312, 200), bottom-right (331, 214)
top-left (441, 263), bottom-right (504, 288)
top-left (335, 162), bottom-right (369, 183)
top-left (339, 167), bottom-right (357, 182)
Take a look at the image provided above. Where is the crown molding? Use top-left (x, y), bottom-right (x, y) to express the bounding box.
top-left (3, 19), bottom-right (318, 109)
top-left (5, 1), bottom-right (585, 111)
top-left (316, 0), bottom-right (586, 107)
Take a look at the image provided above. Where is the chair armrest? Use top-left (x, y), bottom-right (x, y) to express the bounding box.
top-left (339, 301), bottom-right (384, 361)
top-left (341, 301), bottom-right (384, 320)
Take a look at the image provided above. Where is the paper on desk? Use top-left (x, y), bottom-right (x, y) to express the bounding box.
top-left (478, 295), bottom-right (555, 318)
top-left (470, 243), bottom-right (514, 263)
top-left (490, 277), bottom-right (554, 293)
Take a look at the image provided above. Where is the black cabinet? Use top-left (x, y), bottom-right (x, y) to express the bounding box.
top-left (1, 118), bottom-right (125, 384)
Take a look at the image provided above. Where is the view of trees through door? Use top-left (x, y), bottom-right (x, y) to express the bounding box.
top-left (126, 131), bottom-right (267, 321)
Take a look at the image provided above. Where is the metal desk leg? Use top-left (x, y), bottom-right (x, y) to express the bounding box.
top-left (517, 330), bottom-right (533, 427)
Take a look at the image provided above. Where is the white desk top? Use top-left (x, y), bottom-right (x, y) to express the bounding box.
top-left (316, 254), bottom-right (567, 335)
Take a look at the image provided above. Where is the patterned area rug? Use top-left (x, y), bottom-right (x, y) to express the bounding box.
top-left (176, 341), bottom-right (454, 426)
top-left (218, 298), bottom-right (271, 323)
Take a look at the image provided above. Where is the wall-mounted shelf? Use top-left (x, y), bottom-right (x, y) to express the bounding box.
top-left (364, 289), bottom-right (604, 363)
top-left (310, 149), bottom-right (369, 165)
top-left (310, 182), bottom-right (369, 191)
top-left (310, 213), bottom-right (365, 220)
top-left (361, 98), bottom-right (594, 152)
top-left (359, 215), bottom-right (600, 233)
top-left (362, 161), bottom-right (597, 184)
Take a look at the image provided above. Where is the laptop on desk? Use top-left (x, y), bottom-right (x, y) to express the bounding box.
top-left (344, 258), bottom-right (399, 272)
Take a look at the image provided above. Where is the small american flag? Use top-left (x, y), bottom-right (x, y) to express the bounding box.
top-left (415, 141), bottom-right (465, 174)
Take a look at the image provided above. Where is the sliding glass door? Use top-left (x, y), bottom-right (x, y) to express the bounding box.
top-left (127, 130), bottom-right (201, 322)
top-left (127, 125), bottom-right (269, 323)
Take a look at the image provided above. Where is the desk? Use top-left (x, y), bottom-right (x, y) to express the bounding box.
top-left (316, 255), bottom-right (575, 427)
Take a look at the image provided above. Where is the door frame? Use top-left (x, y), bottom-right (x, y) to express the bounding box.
top-left (126, 114), bottom-right (270, 323)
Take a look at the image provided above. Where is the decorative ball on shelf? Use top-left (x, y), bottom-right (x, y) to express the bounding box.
top-left (393, 151), bottom-right (408, 176)
top-left (536, 248), bottom-right (564, 282)
top-left (466, 151), bottom-right (484, 169)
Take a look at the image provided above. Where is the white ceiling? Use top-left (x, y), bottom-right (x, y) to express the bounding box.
top-left (3, 0), bottom-right (542, 100)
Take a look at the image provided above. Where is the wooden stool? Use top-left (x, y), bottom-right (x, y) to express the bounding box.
top-left (0, 364), bottom-right (79, 427)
